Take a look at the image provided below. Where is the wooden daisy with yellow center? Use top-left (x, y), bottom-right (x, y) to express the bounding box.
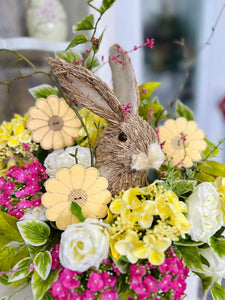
top-left (159, 117), bottom-right (207, 167)
top-left (41, 164), bottom-right (111, 230)
top-left (27, 95), bottom-right (81, 150)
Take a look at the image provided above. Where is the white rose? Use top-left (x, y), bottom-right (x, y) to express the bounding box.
top-left (44, 145), bottom-right (91, 177)
top-left (21, 205), bottom-right (48, 221)
top-left (59, 219), bottom-right (109, 272)
top-left (199, 248), bottom-right (225, 282)
top-left (186, 182), bottom-right (223, 242)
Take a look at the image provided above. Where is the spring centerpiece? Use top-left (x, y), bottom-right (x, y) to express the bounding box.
top-left (1, 1), bottom-right (225, 300)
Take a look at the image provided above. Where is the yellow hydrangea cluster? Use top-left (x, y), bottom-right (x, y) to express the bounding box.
top-left (0, 114), bottom-right (31, 149)
top-left (78, 108), bottom-right (108, 148)
top-left (109, 182), bottom-right (191, 265)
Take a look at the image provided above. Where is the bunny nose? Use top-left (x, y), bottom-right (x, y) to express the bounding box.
top-left (131, 143), bottom-right (164, 171)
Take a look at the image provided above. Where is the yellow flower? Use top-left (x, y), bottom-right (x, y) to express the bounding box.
top-left (78, 108), bottom-right (108, 148)
top-left (159, 117), bottom-right (207, 167)
top-left (133, 200), bottom-right (158, 228)
top-left (27, 95), bottom-right (81, 150)
top-left (114, 230), bottom-right (146, 263)
top-left (42, 164), bottom-right (111, 230)
top-left (140, 234), bottom-right (171, 265)
top-left (110, 188), bottom-right (141, 215)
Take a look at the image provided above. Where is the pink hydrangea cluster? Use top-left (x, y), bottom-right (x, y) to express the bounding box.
top-left (49, 246), bottom-right (119, 300)
top-left (128, 249), bottom-right (189, 300)
top-left (0, 160), bottom-right (47, 219)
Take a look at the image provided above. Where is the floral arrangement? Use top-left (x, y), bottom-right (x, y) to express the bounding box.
top-left (1, 1), bottom-right (225, 300)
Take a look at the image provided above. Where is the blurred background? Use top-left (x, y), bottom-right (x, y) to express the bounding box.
top-left (0, 0), bottom-right (225, 299)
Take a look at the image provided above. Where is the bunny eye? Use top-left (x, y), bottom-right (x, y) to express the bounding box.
top-left (118, 132), bottom-right (127, 142)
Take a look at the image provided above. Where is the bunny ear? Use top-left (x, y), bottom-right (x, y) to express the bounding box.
top-left (49, 57), bottom-right (125, 125)
top-left (109, 44), bottom-right (140, 115)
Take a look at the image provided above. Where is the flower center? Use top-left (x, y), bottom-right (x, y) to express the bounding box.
top-left (68, 189), bottom-right (87, 207)
top-left (171, 136), bottom-right (184, 150)
top-left (48, 115), bottom-right (64, 131)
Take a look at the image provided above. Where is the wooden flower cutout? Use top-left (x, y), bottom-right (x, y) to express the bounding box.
top-left (159, 117), bottom-right (207, 168)
top-left (27, 95), bottom-right (81, 150)
top-left (41, 164), bottom-right (111, 230)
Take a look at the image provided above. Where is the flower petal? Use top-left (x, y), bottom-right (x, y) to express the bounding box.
top-left (47, 95), bottom-right (59, 115)
top-left (81, 167), bottom-right (99, 191)
top-left (174, 117), bottom-right (188, 132)
top-left (60, 131), bottom-right (75, 147)
top-left (45, 202), bottom-right (69, 221)
top-left (56, 206), bottom-right (79, 230)
top-left (64, 118), bottom-right (81, 128)
top-left (58, 99), bottom-right (70, 117)
top-left (70, 164), bottom-right (85, 189)
top-left (27, 108), bottom-right (49, 121)
top-left (88, 190), bottom-right (111, 205)
top-left (56, 168), bottom-right (73, 190)
top-left (52, 130), bottom-right (64, 150)
top-left (41, 192), bottom-right (68, 207)
top-left (44, 178), bottom-right (71, 194)
top-left (63, 107), bottom-right (77, 121)
top-left (32, 126), bottom-right (49, 142)
top-left (36, 98), bottom-right (53, 117)
top-left (27, 119), bottom-right (48, 131)
top-left (82, 202), bottom-right (108, 218)
top-left (41, 129), bottom-right (54, 149)
top-left (86, 177), bottom-right (109, 196)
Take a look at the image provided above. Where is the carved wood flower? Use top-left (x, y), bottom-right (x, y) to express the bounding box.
top-left (159, 117), bottom-right (207, 167)
top-left (27, 95), bottom-right (81, 150)
top-left (41, 164), bottom-right (111, 230)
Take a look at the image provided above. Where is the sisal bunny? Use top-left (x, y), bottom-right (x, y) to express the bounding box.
top-left (49, 45), bottom-right (164, 196)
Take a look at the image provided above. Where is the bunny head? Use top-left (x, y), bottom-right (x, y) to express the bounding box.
top-left (49, 45), bottom-right (164, 195)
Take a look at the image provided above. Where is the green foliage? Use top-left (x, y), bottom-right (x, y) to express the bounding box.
top-left (0, 212), bottom-right (23, 243)
top-left (8, 257), bottom-right (32, 282)
top-left (71, 202), bottom-right (85, 222)
top-left (175, 99), bottom-right (194, 120)
top-left (56, 49), bottom-right (82, 64)
top-left (99, 0), bottom-right (116, 13)
top-left (211, 282), bottom-right (225, 300)
top-left (176, 245), bottom-right (204, 270)
top-left (197, 160), bottom-right (225, 178)
top-left (209, 236), bottom-right (225, 258)
top-left (74, 14), bottom-right (95, 31)
top-left (0, 247), bottom-right (15, 272)
top-left (84, 56), bottom-right (99, 69)
top-left (66, 34), bottom-right (89, 50)
top-left (174, 235), bottom-right (204, 246)
top-left (139, 98), bottom-right (166, 124)
top-left (34, 251), bottom-right (52, 280)
top-left (195, 272), bottom-right (214, 296)
top-left (17, 220), bottom-right (50, 246)
top-left (202, 139), bottom-right (221, 160)
top-left (31, 269), bottom-right (59, 300)
top-left (29, 85), bottom-right (58, 99)
top-left (139, 82), bottom-right (160, 101)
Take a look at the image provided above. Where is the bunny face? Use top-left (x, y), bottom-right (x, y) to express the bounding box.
top-left (96, 114), bottom-right (164, 195)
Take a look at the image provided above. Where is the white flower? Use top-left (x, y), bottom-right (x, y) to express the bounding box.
top-left (59, 219), bottom-right (109, 272)
top-left (44, 145), bottom-right (91, 177)
top-left (186, 182), bottom-right (223, 242)
top-left (199, 248), bottom-right (225, 282)
top-left (21, 205), bottom-right (48, 221)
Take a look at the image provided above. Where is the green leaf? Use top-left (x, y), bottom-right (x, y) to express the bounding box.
top-left (0, 273), bottom-right (11, 286)
top-left (0, 212), bottom-right (23, 242)
top-left (202, 139), bottom-right (220, 159)
top-left (211, 282), bottom-right (225, 300)
top-left (8, 257), bottom-right (32, 282)
top-left (84, 56), bottom-right (99, 69)
top-left (71, 202), bottom-right (85, 222)
top-left (66, 34), bottom-right (89, 50)
top-left (195, 272), bottom-right (214, 296)
top-left (41, 291), bottom-right (54, 300)
top-left (209, 236), bottom-right (225, 258)
top-left (139, 82), bottom-right (160, 101)
top-left (175, 99), bottom-right (194, 120)
top-left (0, 247), bottom-right (15, 272)
top-left (13, 246), bottom-right (29, 266)
top-left (100, 0), bottom-right (116, 13)
top-left (34, 251), bottom-right (51, 280)
top-left (198, 161), bottom-right (225, 178)
top-left (74, 14), bottom-right (95, 31)
top-left (56, 49), bottom-right (82, 64)
top-left (176, 245), bottom-right (204, 270)
top-left (31, 269), bottom-right (59, 300)
top-left (0, 236), bottom-right (13, 248)
top-left (17, 220), bottom-right (50, 246)
top-left (175, 234), bottom-right (204, 246)
top-left (29, 85), bottom-right (58, 99)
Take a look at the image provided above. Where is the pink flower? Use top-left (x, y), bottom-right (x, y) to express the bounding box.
top-left (102, 271), bottom-right (116, 287)
top-left (144, 275), bottom-right (159, 293)
top-left (133, 282), bottom-right (150, 300)
top-left (130, 264), bottom-right (146, 279)
top-left (145, 38), bottom-right (155, 48)
top-left (171, 277), bottom-right (187, 295)
top-left (101, 289), bottom-right (118, 300)
top-left (17, 199), bottom-right (32, 209)
top-left (9, 209), bottom-right (24, 219)
top-left (83, 290), bottom-right (95, 300)
top-left (59, 268), bottom-right (80, 290)
top-left (159, 274), bottom-right (172, 292)
top-left (51, 280), bottom-right (69, 299)
top-left (71, 292), bottom-right (83, 300)
top-left (87, 272), bottom-right (104, 292)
